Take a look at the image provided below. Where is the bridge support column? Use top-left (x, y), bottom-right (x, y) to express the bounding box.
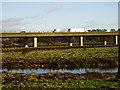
top-left (115, 35), bottom-right (118, 45)
top-left (79, 36), bottom-right (83, 46)
top-left (34, 37), bottom-right (37, 47)
top-left (104, 41), bottom-right (107, 45)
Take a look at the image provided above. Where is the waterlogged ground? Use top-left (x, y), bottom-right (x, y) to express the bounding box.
top-left (1, 47), bottom-right (120, 89)
top-left (2, 71), bottom-right (120, 89)
top-left (1, 67), bottom-right (118, 74)
top-left (2, 47), bottom-right (118, 69)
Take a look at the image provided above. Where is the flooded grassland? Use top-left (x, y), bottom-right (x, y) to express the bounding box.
top-left (1, 46), bottom-right (120, 89)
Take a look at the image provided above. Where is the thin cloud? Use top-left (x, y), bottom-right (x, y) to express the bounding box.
top-left (1, 16), bottom-right (39, 32)
top-left (1, 16), bottom-right (39, 23)
top-left (44, 2), bottom-right (62, 14)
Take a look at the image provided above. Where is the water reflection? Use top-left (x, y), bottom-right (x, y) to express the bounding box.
top-left (1, 68), bottom-right (118, 74)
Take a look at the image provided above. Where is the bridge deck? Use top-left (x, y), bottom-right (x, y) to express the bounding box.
top-left (0, 32), bottom-right (119, 38)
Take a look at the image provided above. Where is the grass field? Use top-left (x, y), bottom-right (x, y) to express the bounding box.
top-left (1, 71), bottom-right (120, 89)
top-left (2, 47), bottom-right (118, 69)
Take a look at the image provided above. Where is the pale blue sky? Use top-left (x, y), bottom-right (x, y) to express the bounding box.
top-left (1, 2), bottom-right (118, 32)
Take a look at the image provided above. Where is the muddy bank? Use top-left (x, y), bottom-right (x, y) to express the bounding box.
top-left (2, 57), bottom-right (118, 69)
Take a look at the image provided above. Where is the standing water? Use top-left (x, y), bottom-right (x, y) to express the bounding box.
top-left (1, 68), bottom-right (118, 74)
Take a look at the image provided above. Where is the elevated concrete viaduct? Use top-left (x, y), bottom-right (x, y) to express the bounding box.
top-left (1, 32), bottom-right (119, 47)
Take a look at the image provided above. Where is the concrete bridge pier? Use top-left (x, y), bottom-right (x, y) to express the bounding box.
top-left (103, 36), bottom-right (107, 45)
top-left (79, 36), bottom-right (83, 46)
top-left (104, 41), bottom-right (107, 45)
top-left (115, 35), bottom-right (118, 45)
top-left (33, 37), bottom-right (37, 47)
